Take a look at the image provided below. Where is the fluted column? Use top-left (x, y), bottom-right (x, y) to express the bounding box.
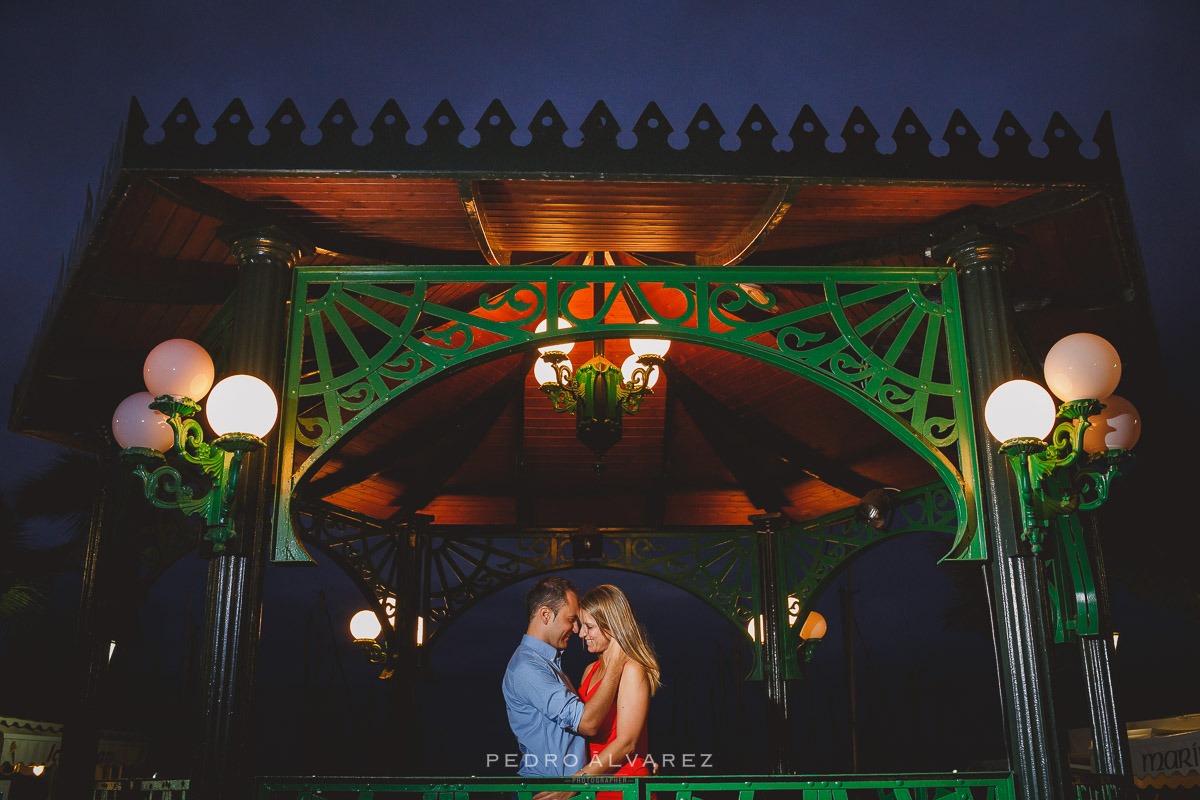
top-left (194, 225), bottom-right (307, 799)
top-left (942, 229), bottom-right (1065, 800)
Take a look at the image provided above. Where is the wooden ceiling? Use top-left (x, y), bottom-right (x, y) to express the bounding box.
top-left (11, 99), bottom-right (1160, 532)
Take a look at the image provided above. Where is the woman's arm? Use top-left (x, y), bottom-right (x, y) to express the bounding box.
top-left (582, 662), bottom-right (649, 776)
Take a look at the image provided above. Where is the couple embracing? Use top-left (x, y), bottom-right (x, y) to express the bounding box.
top-left (502, 577), bottom-right (660, 786)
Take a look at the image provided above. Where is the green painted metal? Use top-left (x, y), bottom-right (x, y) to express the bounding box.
top-left (123, 397), bottom-right (265, 554)
top-left (775, 482), bottom-right (958, 678)
top-left (275, 265), bottom-right (982, 564)
top-left (998, 400), bottom-right (1132, 556)
top-left (293, 480), bottom-right (956, 681)
top-left (996, 399), bottom-right (1133, 644)
top-left (253, 773), bottom-right (1017, 800)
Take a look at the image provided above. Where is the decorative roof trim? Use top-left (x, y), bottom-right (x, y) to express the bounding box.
top-left (123, 97), bottom-right (1119, 183)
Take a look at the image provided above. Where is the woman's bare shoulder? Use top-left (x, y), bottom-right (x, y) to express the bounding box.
top-left (621, 660), bottom-right (647, 680)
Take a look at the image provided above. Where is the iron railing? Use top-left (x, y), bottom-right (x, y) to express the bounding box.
top-left (254, 773), bottom-right (1018, 800)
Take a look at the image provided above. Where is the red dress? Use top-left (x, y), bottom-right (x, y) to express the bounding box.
top-left (579, 661), bottom-right (651, 795)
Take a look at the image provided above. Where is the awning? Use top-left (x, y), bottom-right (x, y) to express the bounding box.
top-left (0, 716), bottom-right (147, 773)
top-left (1131, 727), bottom-right (1200, 789)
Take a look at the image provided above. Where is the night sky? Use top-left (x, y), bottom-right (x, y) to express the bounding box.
top-left (2, 0), bottom-right (1199, 779)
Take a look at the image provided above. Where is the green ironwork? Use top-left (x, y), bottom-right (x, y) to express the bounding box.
top-left (122, 395), bottom-right (265, 554)
top-left (276, 265), bottom-right (982, 564)
top-left (293, 482), bottom-right (957, 682)
top-left (253, 773), bottom-right (1018, 800)
top-left (998, 400), bottom-right (1132, 556)
top-left (995, 398), bottom-right (1133, 645)
top-left (775, 482), bottom-right (958, 678)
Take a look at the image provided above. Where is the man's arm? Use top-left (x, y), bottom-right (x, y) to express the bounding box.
top-left (574, 648), bottom-right (627, 737)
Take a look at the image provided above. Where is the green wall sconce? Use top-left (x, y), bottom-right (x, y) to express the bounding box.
top-left (112, 338), bottom-right (279, 555)
top-left (984, 333), bottom-right (1141, 554)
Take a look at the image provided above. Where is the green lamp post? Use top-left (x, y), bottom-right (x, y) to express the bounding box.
top-left (983, 333), bottom-right (1141, 554)
top-left (112, 338), bottom-right (280, 555)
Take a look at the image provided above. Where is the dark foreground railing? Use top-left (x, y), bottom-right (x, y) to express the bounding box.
top-left (254, 773), bottom-right (1018, 800)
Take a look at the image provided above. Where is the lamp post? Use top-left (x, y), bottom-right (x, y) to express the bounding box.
top-left (113, 339), bottom-right (280, 554)
top-left (983, 333), bottom-right (1139, 555)
top-left (349, 605), bottom-right (424, 678)
top-left (535, 319), bottom-right (670, 464)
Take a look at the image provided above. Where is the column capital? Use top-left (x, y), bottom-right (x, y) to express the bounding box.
top-left (218, 223), bottom-right (312, 266)
top-left (933, 226), bottom-right (1017, 274)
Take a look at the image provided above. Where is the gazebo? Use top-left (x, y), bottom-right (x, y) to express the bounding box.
top-left (10, 97), bottom-right (1158, 800)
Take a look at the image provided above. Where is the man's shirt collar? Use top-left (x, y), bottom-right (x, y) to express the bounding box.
top-left (521, 633), bottom-right (561, 663)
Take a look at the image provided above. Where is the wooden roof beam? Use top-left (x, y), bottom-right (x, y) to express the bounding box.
top-left (667, 366), bottom-right (882, 503)
top-left (457, 179), bottom-right (511, 265)
top-left (305, 355), bottom-right (533, 500)
top-left (694, 182), bottom-right (800, 266)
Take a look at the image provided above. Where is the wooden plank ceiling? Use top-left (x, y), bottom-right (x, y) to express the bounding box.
top-left (14, 172), bottom-right (1145, 532)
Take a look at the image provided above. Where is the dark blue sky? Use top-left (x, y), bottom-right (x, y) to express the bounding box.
top-left (3, 0), bottom-right (1198, 775)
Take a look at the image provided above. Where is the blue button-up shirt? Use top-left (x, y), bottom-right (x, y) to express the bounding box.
top-left (502, 634), bottom-right (588, 776)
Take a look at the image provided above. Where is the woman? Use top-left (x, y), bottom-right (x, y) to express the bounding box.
top-left (575, 584), bottom-right (661, 788)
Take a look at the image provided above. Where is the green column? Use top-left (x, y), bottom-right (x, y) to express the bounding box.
top-left (1077, 514), bottom-right (1131, 778)
top-left (942, 230), bottom-right (1066, 800)
top-left (193, 226), bottom-right (307, 799)
top-left (752, 512), bottom-right (793, 774)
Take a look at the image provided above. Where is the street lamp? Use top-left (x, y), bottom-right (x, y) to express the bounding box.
top-left (747, 598), bottom-right (827, 662)
top-left (349, 603), bottom-right (424, 679)
top-left (113, 339), bottom-right (279, 554)
top-left (984, 333), bottom-right (1140, 554)
top-left (536, 319), bottom-right (669, 463)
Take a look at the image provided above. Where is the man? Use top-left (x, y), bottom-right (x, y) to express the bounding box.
top-left (503, 576), bottom-right (627, 778)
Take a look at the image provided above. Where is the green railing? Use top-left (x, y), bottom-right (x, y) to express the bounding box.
top-left (254, 773), bottom-right (1018, 800)
top-left (92, 771), bottom-right (1141, 800)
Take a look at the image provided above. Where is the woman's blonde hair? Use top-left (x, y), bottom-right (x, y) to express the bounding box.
top-left (580, 584), bottom-right (661, 695)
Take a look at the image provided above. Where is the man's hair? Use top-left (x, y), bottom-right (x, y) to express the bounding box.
top-left (525, 576), bottom-right (579, 621)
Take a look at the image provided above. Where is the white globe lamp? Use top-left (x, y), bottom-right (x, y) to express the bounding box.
top-left (1083, 394), bottom-right (1142, 453)
top-left (350, 609), bottom-right (383, 641)
top-left (112, 391), bottom-right (175, 451)
top-left (1043, 333), bottom-right (1121, 402)
top-left (534, 356), bottom-right (571, 386)
top-left (985, 380), bottom-right (1057, 443)
top-left (144, 339), bottom-right (215, 400)
top-left (205, 375), bottom-right (278, 438)
top-left (629, 319), bottom-right (671, 357)
top-left (536, 318), bottom-right (575, 355)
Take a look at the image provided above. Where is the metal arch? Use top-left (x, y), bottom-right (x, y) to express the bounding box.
top-left (291, 483), bottom-right (957, 682)
top-left (775, 482), bottom-right (959, 678)
top-left (274, 265), bottom-right (983, 565)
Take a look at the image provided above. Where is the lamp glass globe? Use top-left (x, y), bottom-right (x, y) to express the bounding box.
top-left (629, 319), bottom-right (671, 357)
top-left (620, 354), bottom-right (660, 388)
top-left (349, 609), bottom-right (383, 640)
top-left (1043, 333), bottom-right (1121, 402)
top-left (534, 356), bottom-right (571, 385)
top-left (800, 611), bottom-right (828, 640)
top-left (112, 391), bottom-right (175, 451)
top-left (144, 339), bottom-right (215, 400)
top-left (1083, 394), bottom-right (1142, 453)
top-left (984, 380), bottom-right (1057, 443)
top-left (205, 375), bottom-right (278, 438)
top-left (535, 318), bottom-right (575, 355)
